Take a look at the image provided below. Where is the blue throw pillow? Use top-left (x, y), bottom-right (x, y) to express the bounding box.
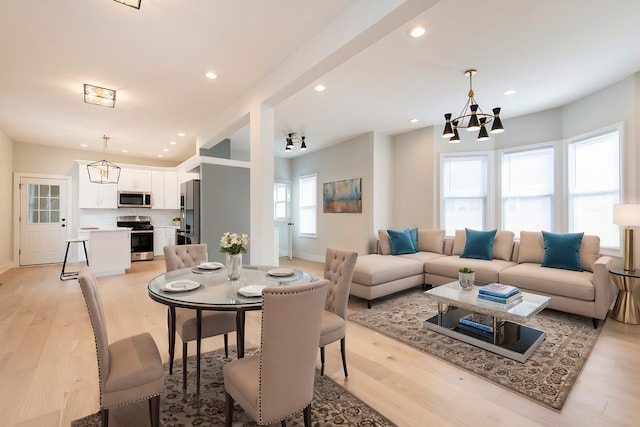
top-left (405, 228), bottom-right (418, 252)
top-left (387, 229), bottom-right (416, 255)
top-left (541, 231), bottom-right (584, 271)
top-left (461, 228), bottom-right (497, 260)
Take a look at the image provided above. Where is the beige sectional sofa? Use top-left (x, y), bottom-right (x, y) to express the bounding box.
top-left (350, 229), bottom-right (617, 327)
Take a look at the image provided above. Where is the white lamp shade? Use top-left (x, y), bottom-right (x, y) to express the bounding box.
top-left (613, 204), bottom-right (640, 226)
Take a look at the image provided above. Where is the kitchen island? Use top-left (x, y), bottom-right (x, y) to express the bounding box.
top-left (78, 228), bottom-right (131, 277)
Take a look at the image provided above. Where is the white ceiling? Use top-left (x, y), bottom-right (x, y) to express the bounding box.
top-left (2, 0), bottom-right (640, 163)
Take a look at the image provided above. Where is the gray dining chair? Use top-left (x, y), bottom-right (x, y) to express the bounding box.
top-left (320, 247), bottom-right (358, 376)
top-left (223, 280), bottom-right (329, 427)
top-left (163, 244), bottom-right (236, 390)
top-left (78, 267), bottom-right (164, 427)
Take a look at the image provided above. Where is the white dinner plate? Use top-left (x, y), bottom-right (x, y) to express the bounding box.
top-left (237, 285), bottom-right (266, 297)
top-left (267, 268), bottom-right (295, 277)
top-left (197, 262), bottom-right (224, 270)
top-left (163, 280), bottom-right (201, 292)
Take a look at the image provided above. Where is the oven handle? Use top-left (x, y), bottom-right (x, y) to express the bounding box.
top-left (130, 230), bottom-right (154, 234)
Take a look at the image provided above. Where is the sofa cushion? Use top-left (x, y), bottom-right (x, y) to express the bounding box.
top-left (461, 228), bottom-right (497, 260)
top-left (424, 255), bottom-right (516, 284)
top-left (417, 229), bottom-right (445, 254)
top-left (452, 229), bottom-right (514, 261)
top-left (352, 254), bottom-right (423, 286)
top-left (378, 230), bottom-right (392, 255)
top-left (387, 229), bottom-right (416, 255)
top-left (499, 263), bottom-right (595, 301)
top-left (579, 235), bottom-right (600, 273)
top-left (517, 231), bottom-right (544, 264)
top-left (541, 231), bottom-right (584, 271)
top-left (400, 251), bottom-right (447, 269)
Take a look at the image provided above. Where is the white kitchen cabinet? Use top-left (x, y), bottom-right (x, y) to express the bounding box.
top-left (154, 226), bottom-right (177, 255)
top-left (86, 228), bottom-right (131, 276)
top-left (78, 164), bottom-right (118, 209)
top-left (118, 168), bottom-right (152, 192)
top-left (151, 171), bottom-right (179, 209)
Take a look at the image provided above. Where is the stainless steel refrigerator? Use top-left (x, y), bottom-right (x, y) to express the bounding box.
top-left (176, 179), bottom-right (200, 245)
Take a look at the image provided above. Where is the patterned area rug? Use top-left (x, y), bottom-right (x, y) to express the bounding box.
top-left (348, 289), bottom-right (604, 411)
top-left (71, 348), bottom-right (394, 427)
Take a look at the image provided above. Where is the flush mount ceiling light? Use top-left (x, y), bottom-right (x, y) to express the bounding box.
top-left (113, 0), bottom-right (141, 9)
top-left (442, 69), bottom-right (504, 143)
top-left (87, 135), bottom-right (121, 184)
top-left (84, 84), bottom-right (116, 108)
top-left (285, 132), bottom-right (307, 152)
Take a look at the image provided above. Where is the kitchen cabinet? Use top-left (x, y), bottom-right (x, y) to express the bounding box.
top-left (78, 164), bottom-right (118, 209)
top-left (118, 168), bottom-right (152, 192)
top-left (154, 226), bottom-right (177, 256)
top-left (151, 171), bottom-right (179, 209)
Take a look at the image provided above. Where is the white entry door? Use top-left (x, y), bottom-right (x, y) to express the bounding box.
top-left (274, 181), bottom-right (292, 259)
top-left (20, 177), bottom-right (69, 265)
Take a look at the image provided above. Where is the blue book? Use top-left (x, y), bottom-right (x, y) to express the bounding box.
top-left (479, 283), bottom-right (520, 298)
top-left (477, 292), bottom-right (523, 305)
top-left (458, 313), bottom-right (495, 333)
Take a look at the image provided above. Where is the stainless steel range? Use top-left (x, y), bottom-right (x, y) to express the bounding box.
top-left (116, 215), bottom-right (154, 261)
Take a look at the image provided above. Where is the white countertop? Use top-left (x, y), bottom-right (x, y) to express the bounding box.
top-left (79, 227), bottom-right (132, 232)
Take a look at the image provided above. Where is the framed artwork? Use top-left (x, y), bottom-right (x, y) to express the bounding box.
top-left (323, 178), bottom-right (362, 213)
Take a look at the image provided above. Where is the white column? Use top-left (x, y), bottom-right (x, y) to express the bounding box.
top-left (249, 104), bottom-right (276, 265)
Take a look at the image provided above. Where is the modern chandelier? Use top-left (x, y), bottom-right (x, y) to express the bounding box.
top-left (113, 0), bottom-right (141, 9)
top-left (442, 69), bottom-right (504, 143)
top-left (87, 135), bottom-right (121, 184)
top-left (285, 132), bottom-right (307, 151)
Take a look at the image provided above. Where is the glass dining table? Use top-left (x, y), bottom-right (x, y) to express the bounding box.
top-left (147, 265), bottom-right (316, 395)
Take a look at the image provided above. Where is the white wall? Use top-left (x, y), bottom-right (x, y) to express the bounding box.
top-left (0, 130), bottom-right (13, 271)
top-left (371, 132), bottom-right (393, 252)
top-left (291, 133), bottom-right (375, 260)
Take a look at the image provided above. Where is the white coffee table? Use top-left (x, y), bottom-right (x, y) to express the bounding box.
top-left (423, 281), bottom-right (550, 362)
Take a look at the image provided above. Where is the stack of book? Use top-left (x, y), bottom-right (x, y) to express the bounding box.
top-left (478, 283), bottom-right (522, 305)
top-left (457, 313), bottom-right (501, 340)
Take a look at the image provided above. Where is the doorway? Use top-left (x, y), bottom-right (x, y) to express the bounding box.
top-left (16, 175), bottom-right (72, 266)
top-left (274, 180), bottom-right (292, 260)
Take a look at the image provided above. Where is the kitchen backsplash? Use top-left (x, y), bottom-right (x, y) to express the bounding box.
top-left (78, 208), bottom-right (180, 230)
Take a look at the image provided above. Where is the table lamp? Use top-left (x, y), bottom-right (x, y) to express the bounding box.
top-left (613, 204), bottom-right (640, 271)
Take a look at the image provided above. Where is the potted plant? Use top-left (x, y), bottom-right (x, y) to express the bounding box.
top-left (458, 267), bottom-right (475, 290)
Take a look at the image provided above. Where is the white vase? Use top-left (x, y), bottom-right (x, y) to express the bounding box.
top-left (458, 272), bottom-right (475, 290)
top-left (226, 253), bottom-right (242, 280)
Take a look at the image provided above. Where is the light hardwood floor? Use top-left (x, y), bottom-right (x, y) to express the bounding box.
top-left (0, 258), bottom-right (638, 427)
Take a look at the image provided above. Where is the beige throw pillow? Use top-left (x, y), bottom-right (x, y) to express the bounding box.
top-left (493, 230), bottom-right (515, 261)
top-left (417, 229), bottom-right (445, 254)
top-left (452, 229), bottom-right (466, 255)
top-left (378, 229), bottom-right (391, 255)
top-left (580, 235), bottom-right (600, 273)
top-left (517, 231), bottom-right (545, 264)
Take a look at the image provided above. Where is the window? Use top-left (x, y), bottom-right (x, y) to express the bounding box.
top-left (274, 182), bottom-right (288, 221)
top-left (28, 183), bottom-right (61, 224)
top-left (441, 155), bottom-right (487, 235)
top-left (298, 174), bottom-right (317, 236)
top-left (568, 130), bottom-right (620, 248)
top-left (502, 147), bottom-right (554, 236)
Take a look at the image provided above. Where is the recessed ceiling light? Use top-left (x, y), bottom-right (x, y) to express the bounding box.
top-left (205, 72), bottom-right (218, 79)
top-left (177, 133), bottom-right (185, 137)
top-left (121, 149), bottom-right (128, 153)
top-left (163, 148), bottom-right (169, 152)
top-left (504, 90), bottom-right (516, 96)
top-left (170, 141), bottom-right (177, 145)
top-left (314, 84), bottom-right (326, 92)
top-left (157, 154), bottom-right (163, 158)
top-left (80, 144), bottom-right (88, 148)
top-left (410, 118), bottom-right (419, 123)
top-left (409, 26), bottom-right (426, 38)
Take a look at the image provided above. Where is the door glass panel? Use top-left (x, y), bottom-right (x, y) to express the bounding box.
top-left (27, 183), bottom-right (61, 224)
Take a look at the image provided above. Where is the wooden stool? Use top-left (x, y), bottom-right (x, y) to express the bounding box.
top-left (60, 238), bottom-right (89, 281)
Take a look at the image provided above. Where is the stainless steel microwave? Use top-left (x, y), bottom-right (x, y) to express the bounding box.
top-left (118, 191), bottom-right (152, 208)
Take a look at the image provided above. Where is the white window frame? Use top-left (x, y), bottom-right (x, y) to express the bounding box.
top-left (273, 181), bottom-right (289, 221)
top-left (440, 153), bottom-right (491, 235)
top-left (566, 126), bottom-right (622, 252)
top-left (298, 173), bottom-right (317, 238)
top-left (499, 144), bottom-right (556, 237)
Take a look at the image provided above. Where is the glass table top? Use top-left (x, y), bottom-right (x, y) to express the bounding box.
top-left (148, 266), bottom-right (316, 310)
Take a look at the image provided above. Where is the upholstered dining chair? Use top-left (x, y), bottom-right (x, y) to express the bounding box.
top-left (320, 247), bottom-right (358, 377)
top-left (78, 267), bottom-right (164, 427)
top-left (163, 244), bottom-right (236, 390)
top-left (223, 280), bottom-right (329, 427)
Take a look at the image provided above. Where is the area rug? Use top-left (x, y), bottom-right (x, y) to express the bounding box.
top-left (348, 289), bottom-right (604, 411)
top-left (71, 348), bottom-right (394, 427)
